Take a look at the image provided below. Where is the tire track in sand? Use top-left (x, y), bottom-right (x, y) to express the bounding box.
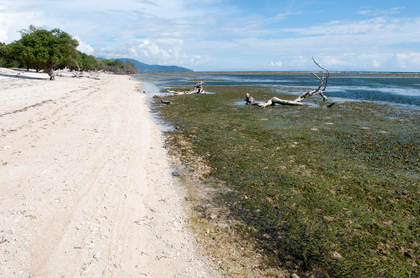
top-left (0, 73), bottom-right (220, 278)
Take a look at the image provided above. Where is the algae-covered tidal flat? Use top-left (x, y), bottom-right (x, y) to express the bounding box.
top-left (151, 76), bottom-right (420, 277)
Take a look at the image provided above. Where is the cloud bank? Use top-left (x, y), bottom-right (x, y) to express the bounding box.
top-left (1, 0), bottom-right (420, 71)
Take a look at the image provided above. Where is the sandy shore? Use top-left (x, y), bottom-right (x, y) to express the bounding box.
top-left (0, 68), bottom-right (219, 277)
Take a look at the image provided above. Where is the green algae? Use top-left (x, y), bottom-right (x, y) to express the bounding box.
top-left (154, 85), bottom-right (420, 277)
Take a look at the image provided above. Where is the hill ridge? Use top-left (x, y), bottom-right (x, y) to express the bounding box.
top-left (99, 57), bottom-right (193, 73)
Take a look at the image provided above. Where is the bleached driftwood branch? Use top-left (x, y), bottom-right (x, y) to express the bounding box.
top-left (246, 93), bottom-right (304, 106)
top-left (293, 58), bottom-right (329, 102)
top-left (154, 82), bottom-right (205, 98)
top-left (165, 82), bottom-right (204, 95)
top-left (55, 68), bottom-right (101, 80)
top-left (247, 57), bottom-right (329, 108)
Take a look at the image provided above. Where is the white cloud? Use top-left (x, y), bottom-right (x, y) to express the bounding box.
top-left (373, 59), bottom-right (381, 68)
top-left (358, 7), bottom-right (404, 16)
top-left (135, 39), bottom-right (177, 61)
top-left (74, 36), bottom-right (94, 55)
top-left (0, 10), bottom-right (44, 43)
top-left (94, 38), bottom-right (205, 68)
top-left (271, 61), bottom-right (282, 67)
top-left (0, 28), bottom-right (7, 42)
top-left (384, 53), bottom-right (420, 70)
top-left (283, 17), bottom-right (407, 37)
top-left (1, 1), bottom-right (420, 71)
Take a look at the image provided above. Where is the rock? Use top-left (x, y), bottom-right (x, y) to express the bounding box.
top-left (331, 251), bottom-right (344, 260)
top-left (161, 100), bottom-right (173, 105)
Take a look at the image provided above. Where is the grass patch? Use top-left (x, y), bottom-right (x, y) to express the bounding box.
top-left (154, 85), bottom-right (420, 277)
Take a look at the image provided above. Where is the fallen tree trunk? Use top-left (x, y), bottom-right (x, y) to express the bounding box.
top-left (164, 82), bottom-right (205, 96)
top-left (245, 93), bottom-right (303, 106)
top-left (258, 96), bottom-right (304, 107)
top-left (247, 57), bottom-right (330, 108)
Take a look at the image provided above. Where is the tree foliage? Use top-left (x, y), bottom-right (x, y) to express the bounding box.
top-left (0, 42), bottom-right (21, 68)
top-left (101, 59), bottom-right (138, 74)
top-left (6, 25), bottom-right (79, 80)
top-left (0, 25), bottom-right (139, 77)
top-left (73, 51), bottom-right (102, 72)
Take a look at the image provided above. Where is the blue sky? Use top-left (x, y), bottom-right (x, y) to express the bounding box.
top-left (1, 0), bottom-right (420, 72)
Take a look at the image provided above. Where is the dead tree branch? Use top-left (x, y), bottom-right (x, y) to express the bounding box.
top-left (165, 82), bottom-right (205, 96)
top-left (293, 58), bottom-right (329, 102)
top-left (247, 57), bottom-right (330, 108)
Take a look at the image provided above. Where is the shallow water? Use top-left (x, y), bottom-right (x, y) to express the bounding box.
top-left (130, 80), bottom-right (175, 133)
top-left (133, 73), bottom-right (420, 108)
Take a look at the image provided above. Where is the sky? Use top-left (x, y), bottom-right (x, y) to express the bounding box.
top-left (1, 0), bottom-right (420, 72)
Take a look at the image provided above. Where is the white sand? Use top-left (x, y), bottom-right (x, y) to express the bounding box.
top-left (0, 68), bottom-right (219, 277)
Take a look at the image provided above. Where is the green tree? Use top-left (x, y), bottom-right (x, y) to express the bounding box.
top-left (7, 25), bottom-right (79, 80)
top-left (100, 59), bottom-right (138, 74)
top-left (79, 52), bottom-right (100, 71)
top-left (101, 59), bottom-right (115, 72)
top-left (71, 51), bottom-right (101, 72)
top-left (113, 59), bottom-right (124, 72)
top-left (0, 42), bottom-right (6, 67)
top-left (123, 61), bottom-right (138, 74)
top-left (0, 42), bottom-right (21, 68)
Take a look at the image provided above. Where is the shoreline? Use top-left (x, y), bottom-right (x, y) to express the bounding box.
top-left (136, 72), bottom-right (420, 109)
top-left (138, 71), bottom-right (420, 77)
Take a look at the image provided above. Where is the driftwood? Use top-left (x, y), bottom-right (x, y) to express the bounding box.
top-left (71, 60), bottom-right (101, 80)
top-left (47, 68), bottom-right (56, 81)
top-left (165, 82), bottom-right (205, 95)
top-left (245, 94), bottom-right (304, 106)
top-left (72, 59), bottom-right (81, 78)
top-left (153, 82), bottom-right (206, 99)
top-left (54, 68), bottom-right (101, 80)
top-left (247, 58), bottom-right (329, 108)
top-left (160, 100), bottom-right (173, 105)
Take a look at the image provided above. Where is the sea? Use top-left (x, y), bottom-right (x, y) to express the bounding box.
top-left (133, 72), bottom-right (420, 109)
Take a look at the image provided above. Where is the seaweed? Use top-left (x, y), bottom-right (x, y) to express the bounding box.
top-left (153, 84), bottom-right (420, 277)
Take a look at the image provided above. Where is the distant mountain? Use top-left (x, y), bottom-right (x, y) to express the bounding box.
top-left (99, 58), bottom-right (193, 73)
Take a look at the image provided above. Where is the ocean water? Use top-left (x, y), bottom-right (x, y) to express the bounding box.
top-left (133, 73), bottom-right (420, 108)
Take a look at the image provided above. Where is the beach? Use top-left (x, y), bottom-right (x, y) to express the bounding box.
top-left (0, 68), bottom-right (219, 277)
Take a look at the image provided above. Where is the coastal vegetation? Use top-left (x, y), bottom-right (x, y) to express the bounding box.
top-left (0, 25), bottom-right (138, 78)
top-left (154, 84), bottom-right (419, 277)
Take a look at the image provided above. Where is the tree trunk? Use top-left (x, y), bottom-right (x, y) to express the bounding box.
top-left (258, 97), bottom-right (304, 107)
top-left (245, 93), bottom-right (255, 105)
top-left (247, 58), bottom-right (330, 108)
top-left (47, 67), bottom-right (56, 81)
top-left (245, 93), bottom-right (303, 107)
top-left (155, 82), bottom-right (205, 97)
